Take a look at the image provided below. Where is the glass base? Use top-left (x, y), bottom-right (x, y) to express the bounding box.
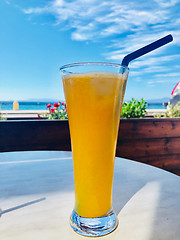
top-left (70, 209), bottom-right (118, 237)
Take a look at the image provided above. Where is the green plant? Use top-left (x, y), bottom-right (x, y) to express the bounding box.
top-left (0, 114), bottom-right (6, 120)
top-left (0, 110), bottom-right (6, 120)
top-left (39, 102), bottom-right (68, 120)
top-left (155, 102), bottom-right (180, 118)
top-left (121, 98), bottom-right (147, 118)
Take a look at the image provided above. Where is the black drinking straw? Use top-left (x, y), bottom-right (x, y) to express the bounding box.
top-left (121, 34), bottom-right (173, 67)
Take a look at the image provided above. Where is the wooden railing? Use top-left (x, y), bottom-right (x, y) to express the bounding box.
top-left (0, 118), bottom-right (180, 176)
top-left (0, 120), bottom-right (71, 152)
top-left (117, 118), bottom-right (180, 176)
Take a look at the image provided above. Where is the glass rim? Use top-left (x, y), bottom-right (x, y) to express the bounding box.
top-left (59, 62), bottom-right (129, 71)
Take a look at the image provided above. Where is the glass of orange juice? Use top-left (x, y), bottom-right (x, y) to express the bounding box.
top-left (60, 62), bottom-right (129, 237)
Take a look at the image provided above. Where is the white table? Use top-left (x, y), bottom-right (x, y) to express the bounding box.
top-left (0, 151), bottom-right (180, 239)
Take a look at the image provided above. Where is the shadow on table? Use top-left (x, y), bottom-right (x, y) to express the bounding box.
top-left (112, 158), bottom-right (152, 215)
top-left (147, 177), bottom-right (180, 240)
top-left (113, 158), bottom-right (180, 240)
top-left (112, 158), bottom-right (177, 215)
top-left (0, 197), bottom-right (46, 217)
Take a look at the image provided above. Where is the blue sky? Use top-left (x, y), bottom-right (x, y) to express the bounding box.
top-left (0, 0), bottom-right (180, 102)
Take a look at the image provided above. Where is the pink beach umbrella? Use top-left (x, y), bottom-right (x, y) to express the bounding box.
top-left (171, 82), bottom-right (180, 106)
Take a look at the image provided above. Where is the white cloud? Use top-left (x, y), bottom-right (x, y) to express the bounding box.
top-left (105, 28), bottom-right (180, 77)
top-left (147, 80), bottom-right (156, 84)
top-left (129, 66), bottom-right (171, 78)
top-left (23, 7), bottom-right (48, 14)
top-left (130, 71), bottom-right (141, 76)
top-left (142, 66), bottom-right (171, 73)
top-left (97, 7), bottom-right (168, 38)
top-left (20, 0), bottom-right (180, 84)
top-left (72, 32), bottom-right (89, 41)
top-left (171, 29), bottom-right (180, 46)
top-left (4, 0), bottom-right (10, 5)
top-left (134, 77), bottom-right (142, 82)
top-left (105, 54), bottom-right (179, 71)
top-left (130, 55), bottom-right (180, 68)
top-left (106, 30), bottom-right (176, 59)
top-left (21, 0), bottom-right (179, 43)
top-left (155, 72), bottom-right (180, 78)
top-left (153, 0), bottom-right (179, 8)
top-left (147, 73), bottom-right (180, 85)
top-left (147, 78), bottom-right (178, 84)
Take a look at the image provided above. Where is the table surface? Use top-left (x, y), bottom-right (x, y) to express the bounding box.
top-left (0, 151), bottom-right (180, 240)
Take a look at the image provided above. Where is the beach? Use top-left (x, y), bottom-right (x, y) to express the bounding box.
top-left (1, 109), bottom-right (168, 120)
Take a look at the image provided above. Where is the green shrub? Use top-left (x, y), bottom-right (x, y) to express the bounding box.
top-left (121, 98), bottom-right (147, 118)
top-left (0, 108), bottom-right (6, 120)
top-left (0, 114), bottom-right (6, 120)
top-left (155, 102), bottom-right (180, 118)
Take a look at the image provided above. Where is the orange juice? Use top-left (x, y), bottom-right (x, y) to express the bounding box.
top-left (62, 72), bottom-right (127, 218)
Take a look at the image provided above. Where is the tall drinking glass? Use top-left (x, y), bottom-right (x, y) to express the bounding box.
top-left (60, 62), bottom-right (129, 237)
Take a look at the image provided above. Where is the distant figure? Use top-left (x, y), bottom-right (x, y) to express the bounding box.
top-left (13, 101), bottom-right (19, 110)
top-left (163, 102), bottom-right (168, 107)
top-left (171, 82), bottom-right (180, 107)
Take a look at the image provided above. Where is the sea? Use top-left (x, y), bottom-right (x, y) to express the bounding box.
top-left (0, 101), bottom-right (167, 110)
top-left (0, 102), bottom-right (59, 111)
